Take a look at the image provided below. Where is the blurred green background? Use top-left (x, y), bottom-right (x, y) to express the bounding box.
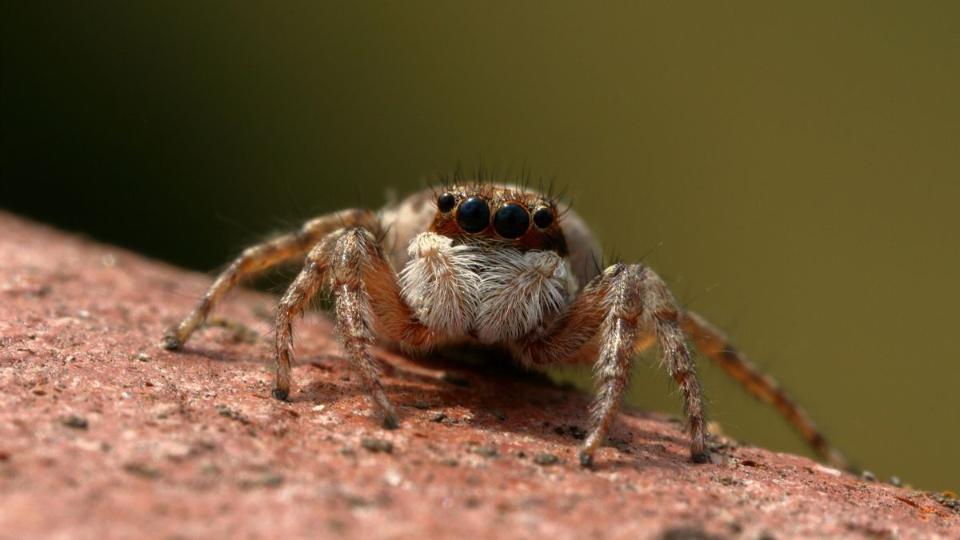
top-left (3, 2), bottom-right (958, 490)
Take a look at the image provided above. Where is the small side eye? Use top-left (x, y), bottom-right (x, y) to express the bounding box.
top-left (493, 203), bottom-right (530, 239)
top-left (456, 197), bottom-right (491, 233)
top-left (437, 192), bottom-right (456, 213)
top-left (533, 206), bottom-right (555, 229)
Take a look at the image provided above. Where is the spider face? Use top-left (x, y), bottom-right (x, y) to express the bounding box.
top-left (429, 186), bottom-right (566, 255)
top-left (397, 185), bottom-right (579, 345)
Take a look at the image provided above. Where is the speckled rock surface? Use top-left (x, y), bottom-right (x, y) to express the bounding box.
top-left (0, 211), bottom-right (957, 540)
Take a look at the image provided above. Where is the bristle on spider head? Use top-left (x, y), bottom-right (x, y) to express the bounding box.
top-left (425, 163), bottom-right (575, 225)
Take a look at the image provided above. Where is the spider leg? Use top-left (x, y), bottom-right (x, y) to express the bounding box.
top-left (273, 242), bottom-right (328, 402)
top-left (679, 311), bottom-right (850, 470)
top-left (162, 209), bottom-right (375, 350)
top-left (583, 264), bottom-right (707, 466)
top-left (516, 263), bottom-right (708, 467)
top-left (275, 226), bottom-right (442, 428)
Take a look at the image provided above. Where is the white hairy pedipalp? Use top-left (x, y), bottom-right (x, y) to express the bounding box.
top-left (474, 248), bottom-right (575, 344)
top-left (398, 233), bottom-right (577, 344)
top-left (398, 232), bottom-right (480, 336)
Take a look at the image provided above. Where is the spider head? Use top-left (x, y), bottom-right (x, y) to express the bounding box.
top-left (429, 185), bottom-right (568, 255)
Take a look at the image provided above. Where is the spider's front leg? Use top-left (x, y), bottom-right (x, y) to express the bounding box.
top-left (586, 263), bottom-right (708, 466)
top-left (274, 227), bottom-right (439, 428)
top-left (518, 263), bottom-right (708, 467)
top-left (162, 209), bottom-right (375, 350)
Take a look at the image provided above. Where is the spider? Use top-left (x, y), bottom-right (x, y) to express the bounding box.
top-left (162, 179), bottom-right (848, 469)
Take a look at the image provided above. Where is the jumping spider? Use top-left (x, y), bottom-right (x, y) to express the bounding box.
top-left (163, 181), bottom-right (847, 468)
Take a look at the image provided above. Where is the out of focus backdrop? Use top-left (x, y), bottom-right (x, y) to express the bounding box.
top-left (3, 3), bottom-right (958, 490)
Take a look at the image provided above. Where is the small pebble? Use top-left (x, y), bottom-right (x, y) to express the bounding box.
top-left (430, 412), bottom-right (446, 423)
top-left (123, 462), bottom-right (160, 479)
top-left (472, 445), bottom-right (499, 458)
top-left (533, 453), bottom-right (560, 466)
top-left (135, 352), bottom-right (151, 362)
top-left (361, 438), bottom-right (393, 453)
top-left (861, 470), bottom-right (877, 482)
top-left (383, 469), bottom-right (403, 487)
top-left (412, 401), bottom-right (431, 410)
top-left (889, 476), bottom-right (902, 487)
top-left (217, 405), bottom-right (252, 425)
top-left (239, 472), bottom-right (284, 489)
top-left (61, 415), bottom-right (88, 430)
top-left (200, 463), bottom-right (222, 476)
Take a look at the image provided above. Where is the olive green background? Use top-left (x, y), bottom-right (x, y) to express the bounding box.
top-left (3, 2), bottom-right (958, 490)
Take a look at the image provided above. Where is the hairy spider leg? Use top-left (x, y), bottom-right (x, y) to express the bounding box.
top-left (274, 227), bottom-right (443, 427)
top-left (517, 263), bottom-right (708, 467)
top-left (162, 209), bottom-right (376, 350)
top-left (679, 311), bottom-right (851, 470)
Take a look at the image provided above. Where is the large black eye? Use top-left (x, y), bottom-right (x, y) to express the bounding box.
top-left (533, 206), bottom-right (555, 229)
top-left (456, 197), bottom-right (490, 233)
top-left (493, 203), bottom-right (530, 239)
top-left (437, 192), bottom-right (456, 213)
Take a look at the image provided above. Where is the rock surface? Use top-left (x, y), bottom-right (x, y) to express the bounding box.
top-left (0, 211), bottom-right (957, 539)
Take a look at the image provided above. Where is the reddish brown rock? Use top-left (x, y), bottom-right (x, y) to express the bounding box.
top-left (0, 211), bottom-right (957, 539)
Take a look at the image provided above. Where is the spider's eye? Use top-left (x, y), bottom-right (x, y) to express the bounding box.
top-left (437, 192), bottom-right (456, 213)
top-left (493, 203), bottom-right (530, 239)
top-left (456, 197), bottom-right (490, 233)
top-left (533, 206), bottom-right (555, 229)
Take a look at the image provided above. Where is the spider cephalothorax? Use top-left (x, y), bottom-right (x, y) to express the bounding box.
top-left (162, 181), bottom-right (849, 469)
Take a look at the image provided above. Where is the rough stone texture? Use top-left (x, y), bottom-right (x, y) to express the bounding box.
top-left (0, 211), bottom-right (957, 540)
